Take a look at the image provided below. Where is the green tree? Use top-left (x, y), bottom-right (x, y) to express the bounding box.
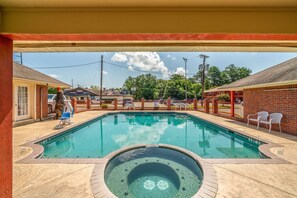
top-left (223, 64), bottom-right (251, 84)
top-left (207, 66), bottom-right (223, 87)
top-left (48, 88), bottom-right (57, 94)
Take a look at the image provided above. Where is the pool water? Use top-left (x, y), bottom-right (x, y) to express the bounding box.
top-left (104, 147), bottom-right (203, 198)
top-left (40, 112), bottom-right (265, 159)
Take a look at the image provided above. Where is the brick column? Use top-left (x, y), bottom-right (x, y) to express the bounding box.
top-left (193, 98), bottom-right (198, 110)
top-left (71, 97), bottom-right (77, 113)
top-left (167, 97), bottom-right (171, 110)
top-left (0, 36), bottom-right (13, 198)
top-left (230, 91), bottom-right (235, 117)
top-left (141, 98), bottom-right (145, 110)
top-left (212, 98), bottom-right (218, 114)
top-left (114, 98), bottom-right (118, 110)
top-left (204, 99), bottom-right (210, 113)
top-left (86, 97), bottom-right (91, 110)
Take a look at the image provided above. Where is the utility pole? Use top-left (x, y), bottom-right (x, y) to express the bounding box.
top-left (71, 79), bottom-right (74, 88)
top-left (100, 55), bottom-right (103, 106)
top-left (183, 58), bottom-right (188, 100)
top-left (20, 52), bottom-right (23, 64)
top-left (199, 54), bottom-right (209, 101)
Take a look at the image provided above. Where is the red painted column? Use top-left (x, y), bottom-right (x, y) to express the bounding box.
top-left (212, 98), bottom-right (218, 114)
top-left (230, 91), bottom-right (235, 117)
top-left (204, 99), bottom-right (210, 113)
top-left (193, 98), bottom-right (198, 110)
top-left (71, 97), bottom-right (77, 113)
top-left (114, 98), bottom-right (118, 110)
top-left (86, 97), bottom-right (91, 110)
top-left (167, 97), bottom-right (171, 110)
top-left (0, 36), bottom-right (13, 198)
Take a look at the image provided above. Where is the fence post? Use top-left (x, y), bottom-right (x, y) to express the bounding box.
top-left (141, 98), bottom-right (145, 110)
top-left (114, 98), bottom-right (118, 110)
top-left (204, 99), bottom-right (210, 113)
top-left (167, 97), bottom-right (171, 110)
top-left (71, 97), bottom-right (77, 113)
top-left (212, 98), bottom-right (218, 114)
top-left (193, 98), bottom-right (198, 110)
top-left (230, 91), bottom-right (235, 117)
top-left (87, 97), bottom-right (91, 110)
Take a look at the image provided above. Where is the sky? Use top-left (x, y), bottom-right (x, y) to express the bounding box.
top-left (14, 52), bottom-right (297, 88)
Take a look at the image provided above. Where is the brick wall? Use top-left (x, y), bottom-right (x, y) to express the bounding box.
top-left (36, 85), bottom-right (48, 120)
top-left (243, 84), bottom-right (297, 135)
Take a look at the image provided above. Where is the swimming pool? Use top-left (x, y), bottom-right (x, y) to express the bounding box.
top-left (39, 112), bottom-right (266, 159)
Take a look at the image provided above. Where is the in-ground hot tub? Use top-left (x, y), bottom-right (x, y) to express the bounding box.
top-left (104, 145), bottom-right (204, 198)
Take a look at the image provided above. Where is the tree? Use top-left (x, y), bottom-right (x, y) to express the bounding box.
top-left (217, 93), bottom-right (230, 106)
top-left (48, 88), bottom-right (57, 94)
top-left (207, 66), bottom-right (223, 87)
top-left (223, 64), bottom-right (251, 84)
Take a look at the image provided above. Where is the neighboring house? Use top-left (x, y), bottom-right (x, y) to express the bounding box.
top-left (205, 57), bottom-right (297, 135)
top-left (13, 62), bottom-right (70, 126)
top-left (64, 87), bottom-right (99, 100)
top-left (64, 87), bottom-right (133, 102)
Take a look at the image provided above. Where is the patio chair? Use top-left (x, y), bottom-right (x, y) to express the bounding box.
top-left (59, 111), bottom-right (71, 126)
top-left (124, 102), bottom-right (134, 110)
top-left (258, 113), bottom-right (283, 133)
top-left (247, 111), bottom-right (269, 128)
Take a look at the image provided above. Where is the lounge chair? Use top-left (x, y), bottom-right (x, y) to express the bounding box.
top-left (59, 111), bottom-right (71, 126)
top-left (258, 113), bottom-right (283, 132)
top-left (247, 111), bottom-right (269, 128)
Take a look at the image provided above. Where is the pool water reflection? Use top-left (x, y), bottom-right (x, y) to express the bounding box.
top-left (40, 112), bottom-right (265, 159)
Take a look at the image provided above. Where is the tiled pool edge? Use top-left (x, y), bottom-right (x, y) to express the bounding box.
top-left (90, 144), bottom-right (218, 198)
top-left (17, 110), bottom-right (290, 165)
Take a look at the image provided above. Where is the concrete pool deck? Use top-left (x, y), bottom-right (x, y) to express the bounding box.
top-left (13, 111), bottom-right (297, 198)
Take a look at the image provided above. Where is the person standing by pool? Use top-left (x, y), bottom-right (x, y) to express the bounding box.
top-left (55, 88), bottom-right (65, 119)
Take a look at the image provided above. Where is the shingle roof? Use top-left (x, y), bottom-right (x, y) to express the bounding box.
top-left (64, 87), bottom-right (99, 96)
top-left (13, 62), bottom-right (70, 88)
top-left (206, 57), bottom-right (297, 92)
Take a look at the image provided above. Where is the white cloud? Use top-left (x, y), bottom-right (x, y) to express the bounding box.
top-left (128, 65), bottom-right (134, 71)
top-left (103, 70), bottom-right (108, 75)
top-left (174, 67), bottom-right (186, 76)
top-left (49, 74), bottom-right (61, 78)
top-left (112, 52), bottom-right (170, 78)
top-left (167, 54), bottom-right (176, 60)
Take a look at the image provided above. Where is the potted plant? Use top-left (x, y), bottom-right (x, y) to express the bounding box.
top-left (101, 104), bottom-right (108, 109)
top-left (217, 94), bottom-right (230, 107)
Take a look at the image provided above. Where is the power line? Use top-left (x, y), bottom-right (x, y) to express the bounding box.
top-left (32, 61), bottom-right (99, 69)
top-left (31, 59), bottom-right (198, 76)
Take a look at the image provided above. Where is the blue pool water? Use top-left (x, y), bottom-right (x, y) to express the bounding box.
top-left (40, 112), bottom-right (266, 159)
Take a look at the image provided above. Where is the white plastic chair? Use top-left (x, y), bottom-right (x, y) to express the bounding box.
top-left (259, 113), bottom-right (283, 133)
top-left (247, 111), bottom-right (269, 127)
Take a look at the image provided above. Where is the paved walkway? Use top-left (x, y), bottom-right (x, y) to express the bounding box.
top-left (13, 111), bottom-right (297, 198)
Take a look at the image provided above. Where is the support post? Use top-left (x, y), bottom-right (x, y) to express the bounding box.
top-left (141, 98), bottom-right (145, 110)
top-left (193, 98), bottom-right (198, 110)
top-left (167, 97), bottom-right (171, 110)
top-left (204, 99), bottom-right (210, 113)
top-left (212, 98), bottom-right (218, 114)
top-left (0, 36), bottom-right (13, 198)
top-left (230, 91), bottom-right (235, 117)
top-left (114, 98), bottom-right (118, 110)
top-left (86, 97), bottom-right (91, 110)
top-left (71, 97), bottom-right (77, 113)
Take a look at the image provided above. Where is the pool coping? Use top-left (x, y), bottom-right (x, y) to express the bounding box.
top-left (90, 144), bottom-right (218, 198)
top-left (17, 110), bottom-right (290, 165)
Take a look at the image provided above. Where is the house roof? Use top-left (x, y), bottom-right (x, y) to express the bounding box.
top-left (64, 87), bottom-right (100, 97)
top-left (205, 57), bottom-right (297, 92)
top-left (13, 62), bottom-right (70, 88)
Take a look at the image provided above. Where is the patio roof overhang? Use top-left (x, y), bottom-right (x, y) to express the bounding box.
top-left (205, 80), bottom-right (297, 92)
top-left (1, 1), bottom-right (297, 198)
